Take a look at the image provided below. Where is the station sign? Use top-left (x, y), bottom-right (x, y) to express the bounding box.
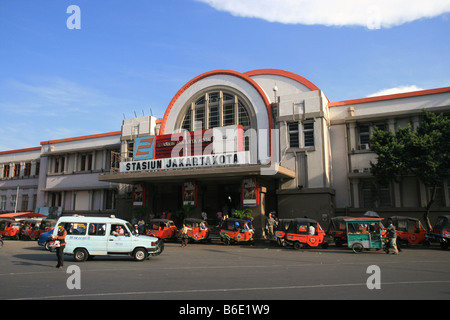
top-left (121, 125), bottom-right (245, 173)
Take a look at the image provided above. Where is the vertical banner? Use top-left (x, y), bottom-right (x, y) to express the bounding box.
top-left (182, 181), bottom-right (197, 206)
top-left (133, 183), bottom-right (146, 206)
top-left (241, 177), bottom-right (259, 206)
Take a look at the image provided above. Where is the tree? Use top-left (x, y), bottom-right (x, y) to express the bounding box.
top-left (370, 110), bottom-right (450, 232)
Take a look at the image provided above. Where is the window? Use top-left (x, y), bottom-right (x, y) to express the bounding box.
top-left (50, 192), bottom-right (62, 207)
top-left (429, 186), bottom-right (444, 207)
top-left (10, 195), bottom-right (16, 208)
top-left (223, 103), bottom-right (235, 126)
top-left (194, 106), bottom-right (205, 130)
top-left (179, 90), bottom-right (252, 131)
top-left (358, 125), bottom-right (370, 149)
top-left (104, 189), bottom-right (116, 210)
top-left (288, 122), bottom-right (299, 148)
top-left (238, 102), bottom-right (250, 128)
top-left (53, 157), bottom-right (65, 173)
top-left (360, 181), bottom-right (392, 208)
top-left (303, 121), bottom-right (314, 147)
top-left (209, 106), bottom-right (219, 128)
top-left (80, 153), bottom-right (93, 171)
top-left (61, 222), bottom-right (87, 235)
top-left (111, 224), bottom-right (130, 236)
top-left (181, 109), bottom-right (192, 131)
top-left (24, 163), bottom-right (31, 177)
top-left (0, 196), bottom-right (6, 210)
top-left (88, 223), bottom-right (106, 236)
top-left (2, 164), bottom-right (9, 178)
top-left (14, 164), bottom-right (20, 177)
top-left (21, 194), bottom-right (28, 211)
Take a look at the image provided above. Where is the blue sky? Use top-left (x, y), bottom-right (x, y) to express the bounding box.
top-left (0, 0), bottom-right (449, 151)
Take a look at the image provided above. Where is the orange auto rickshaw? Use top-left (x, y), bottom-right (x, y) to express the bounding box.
top-left (0, 219), bottom-right (23, 240)
top-left (39, 219), bottom-right (57, 234)
top-left (283, 218), bottom-right (328, 249)
top-left (219, 218), bottom-right (254, 245)
top-left (145, 219), bottom-right (178, 240)
top-left (326, 216), bottom-right (352, 247)
top-left (425, 215), bottom-right (450, 249)
top-left (19, 219), bottom-right (42, 240)
top-left (389, 216), bottom-right (427, 246)
top-left (182, 218), bottom-right (210, 243)
top-left (275, 219), bottom-right (293, 247)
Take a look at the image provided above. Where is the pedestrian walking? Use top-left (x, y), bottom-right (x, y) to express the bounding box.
top-left (386, 220), bottom-right (399, 255)
top-left (267, 213), bottom-right (275, 240)
top-left (180, 224), bottom-right (189, 247)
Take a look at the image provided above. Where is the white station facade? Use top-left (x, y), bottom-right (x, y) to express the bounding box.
top-left (1, 69), bottom-right (450, 236)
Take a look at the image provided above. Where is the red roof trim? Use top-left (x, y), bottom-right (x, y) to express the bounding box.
top-left (244, 68), bottom-right (322, 92)
top-left (0, 146), bottom-right (41, 155)
top-left (329, 86), bottom-right (450, 107)
top-left (40, 131), bottom-right (121, 145)
top-left (160, 69), bottom-right (273, 135)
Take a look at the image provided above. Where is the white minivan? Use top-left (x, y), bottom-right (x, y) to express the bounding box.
top-left (52, 216), bottom-right (164, 262)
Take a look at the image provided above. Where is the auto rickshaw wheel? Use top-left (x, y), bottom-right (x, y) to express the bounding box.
top-left (321, 242), bottom-right (329, 249)
top-left (293, 242), bottom-right (303, 250)
top-left (223, 238), bottom-right (231, 246)
top-left (352, 243), bottom-right (364, 253)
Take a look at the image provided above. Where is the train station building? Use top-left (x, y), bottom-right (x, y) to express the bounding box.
top-left (1, 69), bottom-right (450, 236)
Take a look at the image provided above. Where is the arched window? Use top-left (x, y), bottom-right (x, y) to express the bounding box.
top-left (179, 89), bottom-right (252, 132)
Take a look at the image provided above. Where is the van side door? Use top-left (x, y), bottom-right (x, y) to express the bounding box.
top-left (107, 224), bottom-right (133, 253)
top-left (87, 223), bottom-right (108, 255)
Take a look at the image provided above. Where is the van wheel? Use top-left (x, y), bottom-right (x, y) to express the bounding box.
top-left (74, 248), bottom-right (89, 262)
top-left (133, 248), bottom-right (148, 261)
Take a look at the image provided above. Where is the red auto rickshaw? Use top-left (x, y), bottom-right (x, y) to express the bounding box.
top-left (19, 219), bottom-right (42, 240)
top-left (145, 219), bottom-right (178, 240)
top-left (275, 219), bottom-right (293, 246)
top-left (219, 218), bottom-right (254, 245)
top-left (0, 219), bottom-right (23, 240)
top-left (39, 219), bottom-right (57, 234)
top-left (326, 216), bottom-right (351, 247)
top-left (283, 218), bottom-right (328, 249)
top-left (389, 216), bottom-right (427, 246)
top-left (425, 215), bottom-right (450, 249)
top-left (182, 218), bottom-right (210, 243)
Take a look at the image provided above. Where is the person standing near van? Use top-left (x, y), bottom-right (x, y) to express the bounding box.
top-left (53, 225), bottom-right (67, 269)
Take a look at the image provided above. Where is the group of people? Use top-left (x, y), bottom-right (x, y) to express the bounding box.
top-left (49, 212), bottom-right (403, 269)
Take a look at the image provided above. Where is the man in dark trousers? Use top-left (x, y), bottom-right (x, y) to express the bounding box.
top-left (53, 224), bottom-right (67, 269)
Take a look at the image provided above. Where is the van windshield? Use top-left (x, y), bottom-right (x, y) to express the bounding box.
top-left (125, 222), bottom-right (134, 235)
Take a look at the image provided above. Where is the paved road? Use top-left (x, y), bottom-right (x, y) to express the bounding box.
top-left (1, 239), bottom-right (449, 303)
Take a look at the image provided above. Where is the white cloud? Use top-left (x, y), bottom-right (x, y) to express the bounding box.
top-left (367, 85), bottom-right (424, 97)
top-left (196, 0), bottom-right (450, 28)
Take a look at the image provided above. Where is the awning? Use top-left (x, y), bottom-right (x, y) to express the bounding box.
top-left (99, 164), bottom-right (295, 184)
top-left (0, 212), bottom-right (47, 219)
